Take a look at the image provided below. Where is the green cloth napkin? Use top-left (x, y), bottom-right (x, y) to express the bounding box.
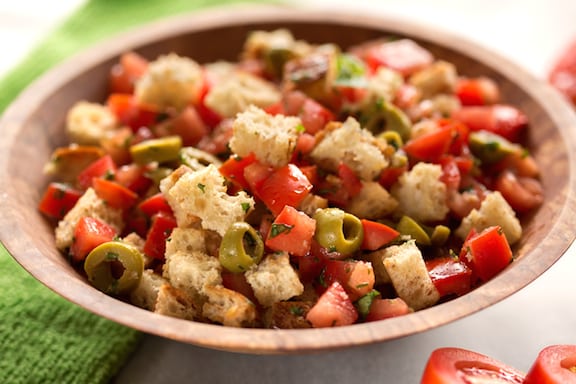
top-left (0, 0), bottom-right (272, 383)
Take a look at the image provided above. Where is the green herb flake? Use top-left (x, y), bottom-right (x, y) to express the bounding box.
top-left (197, 183), bottom-right (206, 193)
top-left (295, 123), bottom-right (306, 133)
top-left (106, 251), bottom-right (119, 261)
top-left (290, 306), bottom-right (305, 316)
top-left (270, 223), bottom-right (294, 238)
top-left (241, 202), bottom-right (251, 213)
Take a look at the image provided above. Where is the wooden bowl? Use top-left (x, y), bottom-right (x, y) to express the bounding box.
top-left (1, 5), bottom-right (576, 354)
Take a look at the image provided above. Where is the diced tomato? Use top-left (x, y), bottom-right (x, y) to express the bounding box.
top-left (143, 212), bottom-right (177, 260)
top-left (439, 118), bottom-right (469, 156)
top-left (113, 163), bottom-right (152, 195)
top-left (455, 77), bottom-right (500, 106)
top-left (363, 39), bottom-right (434, 77)
top-left (523, 345), bottom-right (576, 384)
top-left (222, 271), bottom-right (258, 304)
top-left (264, 101), bottom-right (285, 115)
top-left (305, 281), bottom-right (358, 327)
top-left (265, 206), bottom-right (316, 257)
top-left (494, 170), bottom-right (544, 213)
top-left (451, 104), bottom-right (528, 142)
top-left (378, 162), bottom-right (408, 189)
top-left (549, 39), bottom-right (576, 105)
top-left (219, 153), bottom-right (257, 191)
top-left (439, 155), bottom-right (462, 192)
top-left (196, 73), bottom-right (222, 128)
top-left (299, 98), bottom-right (335, 134)
top-left (256, 164), bottom-right (313, 216)
top-left (107, 93), bottom-right (167, 131)
top-left (421, 347), bottom-right (526, 384)
top-left (138, 193), bottom-right (173, 217)
top-left (92, 178), bottom-right (138, 210)
top-left (459, 226), bottom-right (512, 282)
top-left (109, 51), bottom-right (149, 94)
top-left (394, 83), bottom-right (420, 110)
top-left (297, 165), bottom-right (318, 186)
top-left (291, 134), bottom-right (317, 165)
top-left (123, 212), bottom-right (149, 239)
top-left (38, 183), bottom-right (83, 220)
top-left (426, 256), bottom-right (473, 297)
top-left (365, 298), bottom-right (411, 322)
top-left (324, 259), bottom-right (375, 301)
top-left (360, 219), bottom-right (399, 251)
top-left (196, 118), bottom-right (233, 156)
top-left (77, 154), bottom-right (117, 190)
top-left (243, 161), bottom-right (273, 193)
top-left (70, 217), bottom-right (117, 262)
top-left (154, 106), bottom-right (208, 146)
top-left (297, 251), bottom-right (326, 283)
top-left (338, 162), bottom-right (362, 199)
top-left (403, 123), bottom-right (454, 162)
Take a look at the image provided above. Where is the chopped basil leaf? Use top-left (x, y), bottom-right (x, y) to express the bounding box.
top-left (270, 223), bottom-right (294, 238)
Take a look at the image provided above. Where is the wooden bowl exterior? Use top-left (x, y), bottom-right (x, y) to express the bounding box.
top-left (1, 6), bottom-right (576, 354)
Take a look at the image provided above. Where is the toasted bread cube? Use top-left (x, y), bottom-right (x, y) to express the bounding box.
top-left (456, 191), bottom-right (522, 245)
top-left (160, 164), bottom-right (254, 236)
top-left (55, 188), bottom-right (123, 250)
top-left (391, 162), bottom-right (449, 223)
top-left (263, 301), bottom-right (313, 329)
top-left (154, 283), bottom-right (199, 321)
top-left (202, 285), bottom-right (257, 327)
top-left (383, 241), bottom-right (440, 310)
top-left (204, 73), bottom-right (281, 118)
top-left (66, 101), bottom-right (117, 145)
top-left (345, 181), bottom-right (398, 219)
top-left (135, 53), bottom-right (203, 110)
top-left (163, 250), bottom-right (222, 299)
top-left (130, 269), bottom-right (166, 311)
top-left (245, 252), bottom-right (304, 307)
top-left (409, 60), bottom-right (457, 99)
top-left (229, 105), bottom-right (301, 167)
top-left (310, 117), bottom-right (388, 181)
top-left (165, 227), bottom-right (207, 258)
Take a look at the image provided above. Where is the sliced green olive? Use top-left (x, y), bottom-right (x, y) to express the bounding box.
top-left (378, 130), bottom-right (404, 150)
top-left (430, 224), bottom-right (451, 246)
top-left (313, 208), bottom-right (364, 255)
top-left (396, 215), bottom-right (431, 246)
top-left (264, 48), bottom-right (296, 79)
top-left (144, 166), bottom-right (174, 185)
top-left (84, 241), bottom-right (144, 295)
top-left (364, 100), bottom-right (412, 141)
top-left (468, 130), bottom-right (521, 164)
top-left (130, 135), bottom-right (182, 165)
top-left (219, 222), bottom-right (264, 273)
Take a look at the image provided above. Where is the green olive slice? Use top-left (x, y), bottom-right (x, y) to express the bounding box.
top-left (468, 130), bottom-right (521, 164)
top-left (313, 208), bottom-right (364, 255)
top-left (219, 222), bottom-right (264, 273)
top-left (84, 241), bottom-right (144, 295)
top-left (396, 215), bottom-right (431, 246)
top-left (130, 135), bottom-right (182, 165)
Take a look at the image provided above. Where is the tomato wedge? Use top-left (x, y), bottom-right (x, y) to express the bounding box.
top-left (256, 164), bottom-right (313, 216)
top-left (265, 205), bottom-right (316, 257)
top-left (143, 212), bottom-right (177, 260)
top-left (38, 183), bottom-right (83, 220)
top-left (524, 345), bottom-right (576, 384)
top-left (421, 347), bottom-right (525, 384)
top-left (360, 219), bottom-right (399, 251)
top-left (77, 154), bottom-right (117, 190)
top-left (92, 178), bottom-right (138, 210)
top-left (403, 124), bottom-right (454, 162)
top-left (70, 217), bottom-right (118, 263)
top-left (460, 226), bottom-right (512, 282)
top-left (305, 281), bottom-right (358, 327)
top-left (426, 256), bottom-right (473, 297)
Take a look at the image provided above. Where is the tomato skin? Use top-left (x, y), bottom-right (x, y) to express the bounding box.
top-left (92, 178), bottom-right (139, 210)
top-left (323, 259), bottom-right (375, 301)
top-left (299, 98), bottom-right (335, 134)
top-left (256, 164), bottom-right (313, 216)
top-left (360, 219), bottom-right (399, 251)
top-left (138, 193), bottom-right (173, 217)
top-left (403, 124), bottom-right (454, 162)
top-left (451, 105), bottom-right (528, 142)
top-left (155, 106), bottom-right (208, 146)
top-left (143, 212), bottom-right (177, 260)
top-left (196, 73), bottom-right (222, 128)
top-left (219, 153), bottom-right (257, 191)
top-left (305, 281), bottom-right (358, 327)
top-left (426, 256), bottom-right (473, 297)
top-left (421, 347), bottom-right (525, 384)
top-left (549, 39), bottom-right (576, 105)
top-left (77, 154), bottom-right (117, 190)
top-left (109, 51), bottom-right (148, 94)
top-left (38, 183), bottom-right (83, 220)
top-left (106, 93), bottom-right (165, 132)
top-left (379, 162), bottom-right (408, 189)
top-left (455, 77), bottom-right (500, 106)
top-left (363, 39), bottom-right (433, 77)
top-left (297, 251), bottom-right (326, 283)
top-left (114, 163), bottom-right (152, 195)
top-left (70, 217), bottom-right (117, 263)
top-left (460, 226), bottom-right (512, 282)
top-left (524, 345), bottom-right (576, 384)
top-left (265, 206), bottom-right (316, 257)
top-left (222, 271), bottom-right (257, 304)
top-left (365, 298), bottom-right (411, 322)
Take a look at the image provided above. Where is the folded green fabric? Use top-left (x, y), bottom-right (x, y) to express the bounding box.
top-left (0, 0), bottom-right (272, 383)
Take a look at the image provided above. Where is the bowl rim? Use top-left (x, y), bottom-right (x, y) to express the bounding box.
top-left (2, 4), bottom-right (576, 354)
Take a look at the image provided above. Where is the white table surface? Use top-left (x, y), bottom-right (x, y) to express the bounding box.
top-left (2, 1), bottom-right (576, 382)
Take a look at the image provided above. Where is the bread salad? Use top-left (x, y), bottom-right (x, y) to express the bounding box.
top-left (38, 30), bottom-right (543, 328)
